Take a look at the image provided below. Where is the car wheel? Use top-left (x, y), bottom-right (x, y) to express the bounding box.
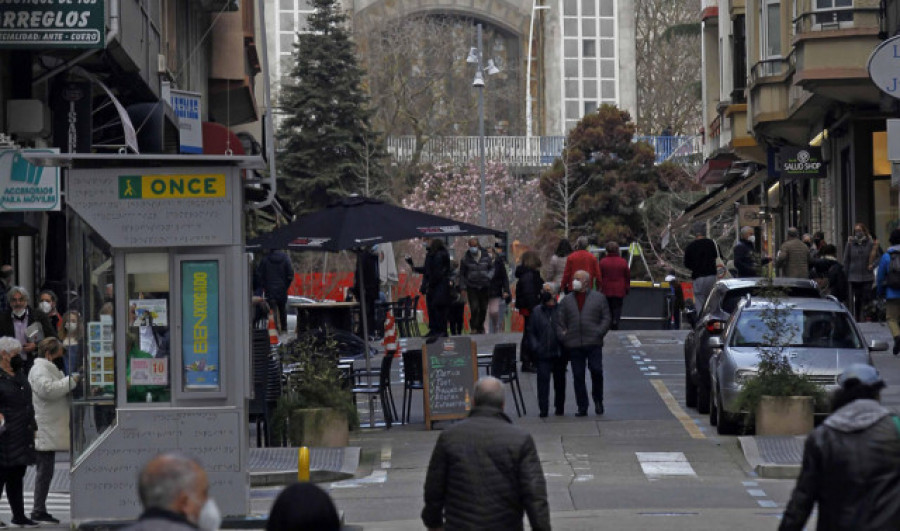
top-left (715, 386), bottom-right (741, 435)
top-left (697, 378), bottom-right (710, 414)
top-left (685, 372), bottom-right (697, 408)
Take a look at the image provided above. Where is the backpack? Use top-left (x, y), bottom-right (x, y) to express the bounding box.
top-left (887, 251), bottom-right (900, 290)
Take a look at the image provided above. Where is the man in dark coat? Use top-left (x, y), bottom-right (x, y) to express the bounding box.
top-left (0, 287), bottom-right (57, 372)
top-left (350, 247), bottom-right (380, 339)
top-left (257, 250), bottom-right (294, 333)
top-left (459, 238), bottom-right (494, 334)
top-left (780, 364), bottom-right (900, 531)
top-left (0, 336), bottom-right (38, 527)
top-left (422, 376), bottom-right (550, 531)
top-left (406, 239), bottom-right (451, 339)
top-left (733, 226), bottom-right (770, 277)
top-left (683, 222), bottom-right (718, 311)
top-left (528, 283), bottom-right (566, 417)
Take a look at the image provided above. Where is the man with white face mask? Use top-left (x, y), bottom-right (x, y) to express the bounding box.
top-left (733, 226), bottom-right (770, 278)
top-left (0, 287), bottom-right (56, 370)
top-left (124, 452), bottom-right (221, 531)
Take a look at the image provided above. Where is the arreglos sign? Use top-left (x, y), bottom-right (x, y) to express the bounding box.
top-left (0, 1), bottom-right (105, 49)
top-left (779, 146), bottom-right (825, 179)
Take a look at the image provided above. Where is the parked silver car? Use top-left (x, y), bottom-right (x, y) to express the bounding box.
top-left (708, 296), bottom-right (888, 435)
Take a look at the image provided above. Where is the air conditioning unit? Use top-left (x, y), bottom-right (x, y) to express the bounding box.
top-left (157, 54), bottom-right (167, 74)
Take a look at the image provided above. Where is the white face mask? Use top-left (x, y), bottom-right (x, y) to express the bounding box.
top-left (38, 301), bottom-right (51, 313)
top-left (571, 279), bottom-right (584, 292)
top-left (12, 308), bottom-right (26, 318)
top-left (65, 322), bottom-right (78, 332)
top-left (469, 246), bottom-right (478, 254)
top-left (748, 235), bottom-right (756, 244)
top-left (196, 498), bottom-right (222, 531)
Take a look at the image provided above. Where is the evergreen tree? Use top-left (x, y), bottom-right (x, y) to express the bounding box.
top-left (277, 0), bottom-right (387, 213)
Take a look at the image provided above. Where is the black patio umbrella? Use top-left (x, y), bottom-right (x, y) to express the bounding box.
top-left (248, 195), bottom-right (503, 426)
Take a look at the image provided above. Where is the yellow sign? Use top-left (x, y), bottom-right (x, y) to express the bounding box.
top-left (118, 174), bottom-right (226, 199)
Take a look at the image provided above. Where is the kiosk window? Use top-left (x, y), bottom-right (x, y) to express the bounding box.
top-left (125, 253), bottom-right (171, 403)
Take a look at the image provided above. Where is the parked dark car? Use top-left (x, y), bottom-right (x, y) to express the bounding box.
top-left (683, 278), bottom-right (822, 414)
top-left (708, 296), bottom-right (886, 434)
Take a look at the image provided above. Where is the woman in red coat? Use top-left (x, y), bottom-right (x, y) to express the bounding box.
top-left (599, 241), bottom-right (630, 330)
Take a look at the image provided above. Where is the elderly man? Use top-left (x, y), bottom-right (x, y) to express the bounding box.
top-left (459, 237), bottom-right (494, 334)
top-left (560, 236), bottom-right (602, 294)
top-left (422, 377), bottom-right (550, 531)
top-left (0, 287), bottom-right (56, 370)
top-left (775, 227), bottom-right (810, 279)
top-left (556, 269), bottom-right (612, 416)
top-left (733, 227), bottom-right (770, 277)
top-left (124, 453), bottom-right (221, 531)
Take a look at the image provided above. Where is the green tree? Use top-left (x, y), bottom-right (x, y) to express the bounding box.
top-left (277, 0), bottom-right (387, 213)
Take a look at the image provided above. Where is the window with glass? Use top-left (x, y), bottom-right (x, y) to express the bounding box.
top-left (125, 253), bottom-right (171, 404)
top-left (761, 0), bottom-right (782, 59)
top-left (814, 0), bottom-right (853, 27)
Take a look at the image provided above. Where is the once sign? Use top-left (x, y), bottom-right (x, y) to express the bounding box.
top-left (118, 174), bottom-right (226, 199)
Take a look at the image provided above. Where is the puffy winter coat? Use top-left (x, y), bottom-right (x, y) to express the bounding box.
top-left (459, 248), bottom-right (494, 290)
top-left (527, 303), bottom-right (561, 361)
top-left (514, 266), bottom-right (544, 312)
top-left (776, 238), bottom-right (811, 279)
top-left (422, 406), bottom-right (550, 531)
top-left (29, 357), bottom-right (76, 452)
top-left (560, 250), bottom-right (601, 292)
top-left (555, 290), bottom-right (612, 348)
top-left (599, 255), bottom-right (630, 298)
top-left (843, 237), bottom-right (876, 283)
top-left (876, 245), bottom-right (900, 300)
top-left (257, 251), bottom-right (294, 301)
top-left (780, 399), bottom-right (900, 531)
top-left (0, 368), bottom-right (36, 467)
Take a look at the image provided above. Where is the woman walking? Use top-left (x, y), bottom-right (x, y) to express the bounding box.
top-left (546, 239), bottom-right (572, 295)
top-left (843, 222), bottom-right (878, 321)
top-left (486, 245), bottom-right (510, 333)
top-left (0, 336), bottom-right (38, 528)
top-left (599, 241), bottom-right (630, 330)
top-left (515, 251), bottom-right (544, 372)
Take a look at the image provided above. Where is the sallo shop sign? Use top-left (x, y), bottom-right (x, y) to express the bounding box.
top-left (779, 147), bottom-right (825, 179)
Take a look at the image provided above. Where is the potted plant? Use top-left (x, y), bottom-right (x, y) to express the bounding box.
top-left (272, 333), bottom-right (359, 447)
top-left (732, 283), bottom-right (825, 435)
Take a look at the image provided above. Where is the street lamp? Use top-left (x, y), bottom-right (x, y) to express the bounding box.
top-left (526, 2), bottom-right (550, 139)
top-left (467, 23), bottom-right (500, 227)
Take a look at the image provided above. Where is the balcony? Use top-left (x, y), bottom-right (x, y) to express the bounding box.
top-left (792, 7), bottom-right (883, 105)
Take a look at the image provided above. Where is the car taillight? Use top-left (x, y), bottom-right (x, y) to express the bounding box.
top-left (706, 321), bottom-right (726, 334)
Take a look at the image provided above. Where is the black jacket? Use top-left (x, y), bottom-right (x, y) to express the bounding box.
top-left (459, 248), bottom-right (494, 290)
top-left (733, 239), bottom-right (759, 277)
top-left (257, 251), bottom-right (294, 301)
top-left (780, 399), bottom-right (900, 531)
top-left (809, 257), bottom-right (848, 303)
top-left (488, 257), bottom-right (511, 300)
top-left (527, 303), bottom-right (561, 360)
top-left (683, 238), bottom-right (718, 279)
top-left (351, 250), bottom-right (380, 300)
top-left (514, 266), bottom-right (544, 311)
top-left (412, 247), bottom-right (451, 304)
top-left (422, 406), bottom-right (550, 531)
top-left (0, 369), bottom-right (36, 468)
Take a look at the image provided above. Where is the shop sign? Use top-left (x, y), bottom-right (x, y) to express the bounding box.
top-left (118, 174), bottom-right (226, 199)
top-left (779, 146), bottom-right (825, 179)
top-left (168, 89), bottom-right (203, 154)
top-left (0, 2), bottom-right (105, 49)
top-left (182, 261), bottom-right (220, 390)
top-left (0, 149), bottom-right (60, 212)
top-left (869, 35), bottom-right (900, 99)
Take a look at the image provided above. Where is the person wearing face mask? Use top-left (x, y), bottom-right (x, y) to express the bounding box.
top-left (458, 238), bottom-right (494, 335)
top-left (0, 287), bottom-right (57, 373)
top-left (844, 222), bottom-right (879, 322)
top-left (28, 337), bottom-right (78, 525)
top-left (124, 452), bottom-right (221, 531)
top-left (733, 226), bottom-right (770, 278)
top-left (555, 270), bottom-right (611, 416)
top-left (0, 336), bottom-right (38, 528)
top-left (527, 283), bottom-right (566, 417)
top-left (37, 290), bottom-right (60, 332)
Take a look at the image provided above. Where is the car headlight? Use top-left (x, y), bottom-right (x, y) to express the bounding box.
top-left (734, 368), bottom-right (758, 385)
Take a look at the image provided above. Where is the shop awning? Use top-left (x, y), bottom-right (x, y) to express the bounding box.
top-left (670, 166), bottom-right (767, 231)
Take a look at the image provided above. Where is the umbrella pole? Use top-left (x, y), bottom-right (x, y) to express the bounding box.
top-left (358, 251), bottom-right (375, 428)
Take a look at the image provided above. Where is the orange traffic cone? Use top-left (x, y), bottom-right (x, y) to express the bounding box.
top-left (268, 310), bottom-right (279, 346)
top-left (383, 308), bottom-right (398, 357)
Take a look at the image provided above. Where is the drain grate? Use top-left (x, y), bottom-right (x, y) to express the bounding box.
top-left (754, 436), bottom-right (805, 464)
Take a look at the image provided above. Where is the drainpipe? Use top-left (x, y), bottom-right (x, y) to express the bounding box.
top-left (247, 0), bottom-right (278, 211)
top-left (32, 0), bottom-right (120, 87)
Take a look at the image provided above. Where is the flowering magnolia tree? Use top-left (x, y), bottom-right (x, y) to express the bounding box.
top-left (401, 161), bottom-right (544, 258)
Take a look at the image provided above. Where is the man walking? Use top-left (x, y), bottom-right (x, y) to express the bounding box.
top-left (459, 238), bottom-right (494, 334)
top-left (734, 226), bottom-right (769, 277)
top-left (780, 364), bottom-right (900, 530)
top-left (422, 377), bottom-right (550, 531)
top-left (683, 222), bottom-right (718, 312)
top-left (556, 269), bottom-right (612, 416)
top-left (256, 249), bottom-right (294, 333)
top-left (876, 228), bottom-right (900, 354)
top-left (560, 236), bottom-right (601, 294)
top-left (528, 283), bottom-right (566, 417)
top-left (775, 227), bottom-right (810, 279)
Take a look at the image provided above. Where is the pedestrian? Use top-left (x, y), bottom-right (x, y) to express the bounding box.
top-left (556, 269), bottom-right (612, 416)
top-left (447, 260), bottom-right (465, 335)
top-left (0, 337), bottom-right (37, 528)
top-left (843, 222), bottom-right (878, 322)
top-left (350, 246), bottom-right (380, 339)
top-left (528, 283), bottom-right (566, 418)
top-left (733, 226), bottom-right (770, 277)
top-left (665, 273), bottom-right (684, 330)
top-left (29, 337), bottom-right (78, 525)
top-left (514, 251), bottom-right (544, 373)
top-left (124, 452), bottom-right (221, 531)
top-left (683, 222), bottom-right (719, 312)
top-left (0, 265), bottom-right (13, 314)
top-left (37, 290), bottom-right (61, 332)
top-left (422, 376), bottom-right (551, 531)
top-left (459, 238), bottom-right (494, 334)
top-left (876, 228), bottom-right (900, 355)
top-left (775, 227), bottom-right (810, 279)
top-left (779, 364), bottom-right (900, 531)
top-left (545, 238), bottom-right (572, 294)
top-left (810, 231), bottom-right (826, 261)
top-left (0, 287), bottom-right (57, 373)
top-left (809, 244), bottom-right (848, 304)
top-left (256, 249), bottom-right (295, 333)
top-left (560, 236), bottom-right (601, 294)
top-left (599, 240), bottom-right (630, 330)
top-left (406, 238), bottom-right (451, 340)
top-left (486, 244), bottom-right (511, 334)
top-left (266, 482), bottom-right (341, 531)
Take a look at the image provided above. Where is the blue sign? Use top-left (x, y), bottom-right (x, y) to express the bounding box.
top-left (0, 149), bottom-right (60, 212)
top-left (182, 261), bottom-right (220, 389)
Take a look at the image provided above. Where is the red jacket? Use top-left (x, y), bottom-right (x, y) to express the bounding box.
top-left (599, 256), bottom-right (630, 298)
top-left (560, 250), bottom-right (602, 292)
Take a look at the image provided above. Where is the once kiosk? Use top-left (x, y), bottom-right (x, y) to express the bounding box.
top-left (28, 154), bottom-right (261, 524)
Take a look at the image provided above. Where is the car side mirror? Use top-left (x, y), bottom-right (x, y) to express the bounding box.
top-left (868, 340), bottom-right (889, 352)
top-left (708, 336), bottom-right (724, 349)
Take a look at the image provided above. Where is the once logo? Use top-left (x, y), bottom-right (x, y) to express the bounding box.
top-left (118, 174), bottom-right (226, 199)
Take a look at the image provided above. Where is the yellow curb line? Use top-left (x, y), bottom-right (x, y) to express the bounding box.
top-left (650, 379), bottom-right (706, 439)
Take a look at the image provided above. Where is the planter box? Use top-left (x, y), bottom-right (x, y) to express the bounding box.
top-left (755, 395), bottom-right (814, 436)
top-left (288, 408), bottom-right (349, 447)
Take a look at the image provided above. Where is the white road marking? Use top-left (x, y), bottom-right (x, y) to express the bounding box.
top-left (626, 335), bottom-right (642, 347)
top-left (330, 469), bottom-right (387, 489)
top-left (742, 481), bottom-right (759, 486)
top-left (636, 452), bottom-right (696, 478)
top-left (574, 475), bottom-right (594, 482)
top-left (758, 500), bottom-right (778, 508)
top-left (747, 489), bottom-right (767, 497)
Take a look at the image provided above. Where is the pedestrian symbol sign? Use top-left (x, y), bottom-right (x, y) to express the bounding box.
top-left (118, 174), bottom-right (226, 200)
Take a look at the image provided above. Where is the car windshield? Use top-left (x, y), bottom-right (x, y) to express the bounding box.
top-left (731, 309), bottom-right (862, 349)
top-left (720, 286), bottom-right (821, 314)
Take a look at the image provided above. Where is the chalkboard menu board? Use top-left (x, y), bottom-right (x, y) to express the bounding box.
top-left (422, 337), bottom-right (478, 430)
